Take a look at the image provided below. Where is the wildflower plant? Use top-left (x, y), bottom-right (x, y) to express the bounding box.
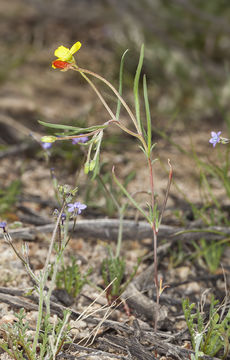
top-left (0, 182), bottom-right (87, 359)
top-left (40, 41), bottom-right (173, 329)
top-left (209, 131), bottom-right (230, 147)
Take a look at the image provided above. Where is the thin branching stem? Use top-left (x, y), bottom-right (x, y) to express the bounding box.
top-left (72, 66), bottom-right (141, 135)
top-left (77, 70), bottom-right (116, 120)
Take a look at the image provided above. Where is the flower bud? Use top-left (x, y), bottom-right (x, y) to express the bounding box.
top-left (41, 136), bottom-right (57, 143)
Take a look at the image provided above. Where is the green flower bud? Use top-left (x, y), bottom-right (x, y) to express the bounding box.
top-left (89, 160), bottom-right (96, 171)
top-left (41, 136), bottom-right (57, 143)
top-left (84, 162), bottom-right (90, 174)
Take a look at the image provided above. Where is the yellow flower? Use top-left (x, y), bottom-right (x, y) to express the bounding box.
top-left (53, 41), bottom-right (81, 64)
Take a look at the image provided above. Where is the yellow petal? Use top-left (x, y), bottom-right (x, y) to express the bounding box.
top-left (54, 45), bottom-right (73, 62)
top-left (70, 41), bottom-right (82, 55)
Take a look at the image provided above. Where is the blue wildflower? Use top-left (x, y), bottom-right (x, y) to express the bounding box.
top-left (209, 131), bottom-right (221, 147)
top-left (0, 221), bottom-right (7, 231)
top-left (72, 136), bottom-right (88, 145)
top-left (67, 202), bottom-right (87, 214)
top-left (42, 142), bottom-right (52, 150)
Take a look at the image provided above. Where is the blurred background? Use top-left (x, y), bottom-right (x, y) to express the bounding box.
top-left (1, 0), bottom-right (230, 127)
top-left (1, 0), bottom-right (230, 223)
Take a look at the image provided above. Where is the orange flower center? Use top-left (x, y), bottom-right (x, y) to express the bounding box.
top-left (52, 60), bottom-right (71, 70)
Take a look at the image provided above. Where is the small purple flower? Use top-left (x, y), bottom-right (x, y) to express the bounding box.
top-left (0, 221), bottom-right (7, 231)
top-left (209, 131), bottom-right (221, 147)
top-left (42, 142), bottom-right (52, 150)
top-left (72, 136), bottom-right (88, 145)
top-left (67, 202), bottom-right (87, 215)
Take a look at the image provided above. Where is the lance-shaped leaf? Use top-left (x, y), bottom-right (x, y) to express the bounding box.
top-left (38, 120), bottom-right (107, 133)
top-left (133, 44), bottom-right (144, 134)
top-left (116, 49), bottom-right (129, 121)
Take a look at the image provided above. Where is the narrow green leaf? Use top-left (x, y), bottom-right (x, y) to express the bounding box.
top-left (150, 143), bottom-right (157, 152)
top-left (143, 75), bottom-right (152, 157)
top-left (38, 120), bottom-right (107, 133)
top-left (91, 131), bottom-right (103, 180)
top-left (116, 49), bottom-right (129, 120)
top-left (133, 44), bottom-right (144, 133)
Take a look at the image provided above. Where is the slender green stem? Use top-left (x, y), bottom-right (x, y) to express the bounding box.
top-left (97, 174), bottom-right (120, 211)
top-left (96, 174), bottom-right (125, 258)
top-left (45, 251), bottom-right (62, 318)
top-left (44, 202), bottom-right (65, 271)
top-left (78, 70), bottom-right (116, 120)
top-left (56, 129), bottom-right (103, 141)
top-left (33, 202), bottom-right (65, 352)
top-left (112, 166), bottom-right (150, 223)
top-left (114, 120), bottom-right (144, 142)
top-left (147, 156), bottom-right (159, 331)
top-left (3, 233), bottom-right (27, 266)
top-left (71, 65), bottom-right (141, 134)
top-left (148, 157), bottom-right (155, 219)
top-left (53, 311), bottom-right (70, 357)
top-left (109, 119), bottom-right (149, 155)
top-left (4, 233), bottom-right (38, 285)
top-left (70, 65), bottom-right (150, 153)
top-left (64, 216), bottom-right (77, 248)
top-left (32, 278), bottom-right (45, 353)
top-left (153, 227), bottom-right (159, 333)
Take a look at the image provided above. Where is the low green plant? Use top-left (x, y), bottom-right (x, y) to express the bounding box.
top-left (0, 309), bottom-right (71, 360)
top-left (102, 253), bottom-right (140, 305)
top-left (55, 256), bottom-right (92, 297)
top-left (0, 308), bottom-right (34, 360)
top-left (182, 296), bottom-right (230, 359)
